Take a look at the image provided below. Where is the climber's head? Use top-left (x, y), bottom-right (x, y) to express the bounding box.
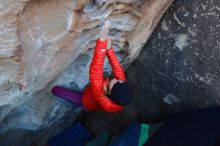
top-left (108, 78), bottom-right (133, 106)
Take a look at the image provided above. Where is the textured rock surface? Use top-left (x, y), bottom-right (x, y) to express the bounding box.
top-left (127, 0), bottom-right (220, 122)
top-left (0, 0), bottom-right (173, 145)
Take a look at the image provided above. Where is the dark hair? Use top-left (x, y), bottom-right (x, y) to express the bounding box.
top-left (109, 81), bottom-right (133, 106)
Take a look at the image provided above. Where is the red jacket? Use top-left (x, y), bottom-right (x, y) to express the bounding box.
top-left (82, 39), bottom-right (126, 112)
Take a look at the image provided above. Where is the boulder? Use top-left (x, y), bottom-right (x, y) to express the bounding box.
top-left (127, 0), bottom-right (220, 122)
top-left (0, 0), bottom-right (173, 145)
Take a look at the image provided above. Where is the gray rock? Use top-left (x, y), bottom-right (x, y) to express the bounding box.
top-left (127, 0), bottom-right (220, 122)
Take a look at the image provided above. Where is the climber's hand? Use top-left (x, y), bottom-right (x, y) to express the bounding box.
top-left (100, 20), bottom-right (110, 41)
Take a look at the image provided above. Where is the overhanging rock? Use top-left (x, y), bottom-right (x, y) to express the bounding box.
top-left (0, 0), bottom-right (173, 145)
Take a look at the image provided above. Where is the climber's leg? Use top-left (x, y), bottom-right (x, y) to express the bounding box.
top-left (52, 86), bottom-right (83, 107)
top-left (109, 123), bottom-right (142, 146)
top-left (47, 123), bottom-right (92, 146)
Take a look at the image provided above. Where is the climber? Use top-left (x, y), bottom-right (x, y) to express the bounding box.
top-left (51, 21), bottom-right (133, 112)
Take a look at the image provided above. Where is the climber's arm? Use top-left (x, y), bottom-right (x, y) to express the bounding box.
top-left (89, 21), bottom-right (110, 98)
top-left (89, 39), bottom-right (107, 97)
top-left (106, 39), bottom-right (126, 81)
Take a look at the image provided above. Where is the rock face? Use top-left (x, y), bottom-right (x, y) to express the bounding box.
top-left (0, 0), bottom-right (173, 145)
top-left (127, 0), bottom-right (220, 122)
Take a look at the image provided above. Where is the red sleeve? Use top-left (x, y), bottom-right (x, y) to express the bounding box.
top-left (89, 38), bottom-right (107, 99)
top-left (99, 95), bottom-right (123, 112)
top-left (106, 48), bottom-right (126, 81)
